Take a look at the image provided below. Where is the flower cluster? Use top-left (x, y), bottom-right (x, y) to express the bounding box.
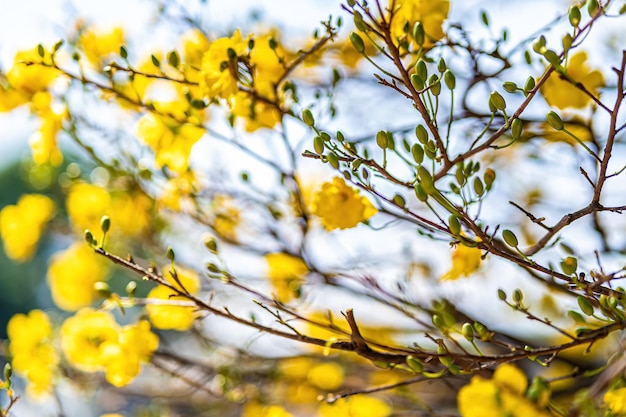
top-left (312, 177), bottom-right (377, 230)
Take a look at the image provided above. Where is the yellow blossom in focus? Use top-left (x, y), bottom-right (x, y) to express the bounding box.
top-left (77, 26), bottom-right (125, 66)
top-left (441, 243), bottom-right (482, 280)
top-left (136, 102), bottom-right (205, 173)
top-left (389, 0), bottom-right (450, 49)
top-left (312, 177), bottom-right (377, 231)
top-left (7, 310), bottom-right (59, 397)
top-left (265, 253), bottom-right (309, 302)
top-left (458, 364), bottom-right (553, 417)
top-left (319, 395), bottom-right (391, 417)
top-left (29, 109), bottom-right (64, 166)
top-left (605, 387), bottom-right (626, 414)
top-left (541, 51), bottom-right (604, 109)
top-left (200, 29), bottom-right (251, 99)
top-left (146, 265), bottom-right (200, 331)
top-left (47, 242), bottom-right (109, 311)
top-left (61, 308), bottom-right (120, 372)
top-left (0, 193), bottom-right (55, 262)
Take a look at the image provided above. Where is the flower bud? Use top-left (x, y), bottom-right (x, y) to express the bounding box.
top-left (167, 50), bottom-right (180, 67)
top-left (577, 296), bottom-right (594, 316)
top-left (523, 76), bottom-right (536, 95)
top-left (120, 45), bottom-right (128, 59)
top-left (561, 256), bottom-right (578, 275)
top-left (428, 75), bottom-right (441, 96)
top-left (166, 246), bottom-right (175, 261)
top-left (497, 289), bottom-right (507, 301)
top-left (449, 215), bottom-right (461, 236)
top-left (302, 108), bottom-right (315, 126)
top-left (204, 236), bottom-right (218, 253)
top-left (126, 281), bottom-right (137, 298)
top-left (410, 74), bottom-right (424, 90)
top-left (415, 124), bottom-right (428, 144)
top-left (444, 70), bottom-right (455, 90)
top-left (313, 136), bottom-right (325, 154)
top-left (393, 194), bottom-right (406, 208)
top-left (376, 130), bottom-right (389, 149)
top-left (513, 288), bottom-right (523, 304)
top-left (414, 184), bottom-right (428, 202)
top-left (437, 57), bottom-right (447, 73)
top-left (411, 144), bottom-right (424, 164)
top-left (85, 229), bottom-right (95, 246)
top-left (511, 118), bottom-right (523, 140)
top-left (546, 111), bottom-right (564, 131)
top-left (327, 152), bottom-right (339, 169)
top-left (4, 363), bottom-right (12, 382)
top-left (543, 50), bottom-right (561, 67)
top-left (406, 356), bottom-right (423, 372)
top-left (412, 21), bottom-right (425, 46)
top-left (417, 166), bottom-right (434, 193)
top-left (94, 281), bottom-right (112, 298)
top-left (587, 0), bottom-right (599, 16)
top-left (502, 229), bottom-right (518, 247)
top-left (415, 60), bottom-right (427, 81)
top-left (432, 314), bottom-right (445, 328)
top-left (473, 177), bottom-right (484, 197)
top-left (461, 323), bottom-right (474, 341)
top-left (100, 216), bottom-right (111, 233)
top-left (484, 168), bottom-right (496, 190)
top-left (568, 5), bottom-right (582, 26)
top-left (349, 32), bottom-right (365, 53)
top-left (503, 81), bottom-right (518, 93)
top-left (489, 91), bottom-right (506, 111)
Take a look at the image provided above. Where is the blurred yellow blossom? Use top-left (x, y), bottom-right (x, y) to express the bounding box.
top-left (200, 29), bottom-right (251, 99)
top-left (441, 243), bottom-right (482, 280)
top-left (99, 320), bottom-right (159, 387)
top-left (307, 362), bottom-right (344, 391)
top-left (29, 109), bottom-right (64, 166)
top-left (7, 310), bottom-right (59, 397)
top-left (319, 395), bottom-right (391, 417)
top-left (66, 182), bottom-right (111, 233)
top-left (312, 177), bottom-right (377, 230)
top-left (242, 404), bottom-right (294, 417)
top-left (183, 29), bottom-right (210, 68)
top-left (0, 193), bottom-right (55, 262)
top-left (47, 242), bottom-right (109, 311)
top-left (136, 101), bottom-right (205, 173)
top-left (389, 0), bottom-right (450, 49)
top-left (541, 51), bottom-right (604, 109)
top-left (458, 364), bottom-right (552, 417)
top-left (61, 309), bottom-right (157, 387)
top-left (6, 47), bottom-right (59, 96)
top-left (158, 171), bottom-right (198, 212)
top-left (77, 26), bottom-right (125, 66)
top-left (265, 253), bottom-right (309, 302)
top-left (213, 195), bottom-right (241, 241)
top-left (61, 308), bottom-right (120, 372)
top-left (146, 265), bottom-right (200, 331)
top-left (231, 91), bottom-right (282, 132)
top-left (605, 387), bottom-right (626, 414)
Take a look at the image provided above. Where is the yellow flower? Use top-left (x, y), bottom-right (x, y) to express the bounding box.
top-left (312, 177), bottom-right (377, 231)
top-left (388, 0), bottom-right (450, 49)
top-left (458, 364), bottom-right (552, 417)
top-left (212, 195), bottom-right (241, 241)
top-left (0, 84), bottom-right (29, 112)
top-left (0, 193), bottom-right (55, 262)
top-left (242, 404), bottom-right (294, 417)
top-left (61, 308), bottom-right (120, 372)
top-left (319, 395), bottom-right (391, 417)
top-left (7, 310), bottom-right (59, 397)
top-left (307, 362), bottom-right (344, 391)
top-left (182, 29), bottom-right (210, 68)
top-left (29, 109), bottom-right (64, 166)
top-left (541, 51), bottom-right (604, 109)
top-left (77, 26), bottom-right (125, 66)
top-left (265, 253), bottom-right (309, 302)
top-left (231, 91), bottom-right (282, 132)
top-left (157, 171), bottom-right (198, 212)
top-left (100, 320), bottom-right (159, 387)
top-left (200, 29), bottom-right (251, 99)
top-left (146, 265), bottom-right (200, 331)
top-left (440, 243), bottom-right (482, 280)
top-left (47, 242), bottom-right (109, 311)
top-left (6, 47), bottom-right (59, 96)
top-left (605, 387), bottom-right (626, 414)
top-left (136, 101), bottom-right (205, 173)
top-left (66, 182), bottom-right (111, 234)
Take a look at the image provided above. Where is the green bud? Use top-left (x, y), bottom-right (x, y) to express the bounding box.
top-left (302, 108), bottom-right (315, 126)
top-left (37, 44), bottom-right (45, 58)
top-left (376, 130), bottom-right (389, 149)
top-left (546, 111), bottom-right (564, 131)
top-left (167, 50), bottom-right (180, 67)
top-left (4, 363), bottom-right (12, 381)
top-left (449, 215), bottom-right (461, 236)
top-left (327, 151), bottom-right (340, 169)
top-left (415, 124), bottom-right (428, 144)
top-left (569, 5), bottom-right (582, 26)
top-left (151, 54), bottom-right (160, 67)
top-left (126, 281), bottom-right (137, 297)
top-left (523, 76), bottom-right (536, 95)
top-left (473, 322), bottom-right (490, 341)
top-left (480, 10), bottom-right (490, 26)
top-left (568, 310), bottom-right (587, 323)
top-left (85, 230), bottom-right (95, 246)
top-left (100, 216), bottom-right (111, 233)
top-left (166, 246), bottom-right (175, 261)
top-left (524, 50), bottom-right (532, 65)
top-left (562, 34), bottom-right (573, 53)
top-left (513, 288), bottom-right (523, 304)
top-left (94, 281), bottom-right (112, 298)
top-left (353, 11), bottom-right (367, 32)
top-left (415, 60), bottom-right (427, 81)
top-left (414, 184), bottom-right (428, 202)
top-left (503, 81), bottom-right (518, 93)
top-left (313, 136), bottom-right (325, 154)
top-left (207, 262), bottom-right (220, 273)
top-left (411, 143), bottom-right (424, 164)
top-left (120, 45), bottom-right (128, 59)
top-left (455, 166), bottom-right (466, 186)
top-left (336, 131), bottom-right (344, 142)
top-left (497, 289), bottom-right (507, 301)
top-left (268, 38), bottom-right (278, 50)
top-left (429, 75), bottom-right (441, 96)
top-left (511, 118), bottom-right (523, 140)
top-left (432, 313), bottom-right (445, 328)
top-left (53, 39), bottom-right (64, 52)
top-left (437, 57), bottom-right (447, 73)
top-left (410, 73), bottom-right (425, 90)
top-left (502, 229), bottom-right (519, 248)
top-left (393, 194), bottom-right (406, 208)
top-left (204, 236), bottom-right (218, 253)
top-left (412, 21), bottom-right (425, 46)
top-left (587, 0), bottom-right (599, 16)
top-left (473, 177), bottom-right (484, 197)
top-left (424, 140), bottom-right (437, 160)
top-left (444, 70), bottom-right (455, 90)
top-left (349, 32), bottom-right (365, 53)
top-left (561, 256), bottom-right (578, 275)
top-left (532, 35), bottom-right (547, 54)
top-left (406, 356), bottom-right (424, 372)
top-left (417, 166), bottom-right (434, 193)
top-left (461, 323), bottom-right (474, 341)
top-left (484, 168), bottom-right (496, 190)
top-left (527, 377), bottom-right (550, 404)
top-left (489, 91), bottom-right (506, 111)
top-left (543, 50), bottom-right (561, 67)
top-left (577, 296), bottom-right (594, 316)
